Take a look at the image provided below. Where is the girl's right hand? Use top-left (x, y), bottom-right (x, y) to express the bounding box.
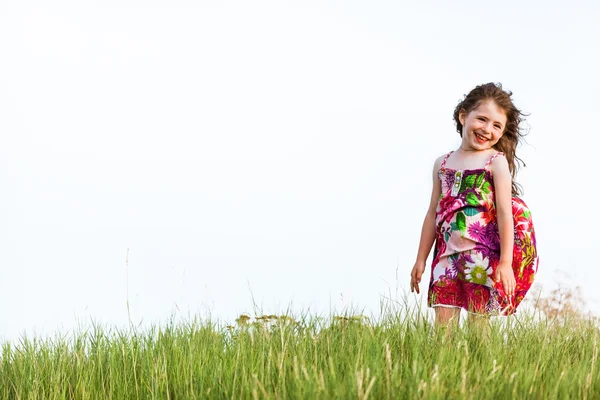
top-left (410, 261), bottom-right (426, 294)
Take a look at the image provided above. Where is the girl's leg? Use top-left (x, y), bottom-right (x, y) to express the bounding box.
top-left (468, 313), bottom-right (491, 331)
top-left (434, 306), bottom-right (461, 327)
top-left (466, 313), bottom-right (492, 350)
top-left (465, 284), bottom-right (492, 340)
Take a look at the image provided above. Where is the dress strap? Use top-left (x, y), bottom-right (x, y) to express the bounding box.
top-left (484, 151), bottom-right (505, 170)
top-left (440, 151), bottom-right (454, 170)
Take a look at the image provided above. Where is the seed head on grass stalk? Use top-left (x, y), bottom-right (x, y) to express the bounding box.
top-left (235, 314), bottom-right (251, 326)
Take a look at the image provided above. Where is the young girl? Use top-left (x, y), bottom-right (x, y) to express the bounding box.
top-left (410, 83), bottom-right (538, 325)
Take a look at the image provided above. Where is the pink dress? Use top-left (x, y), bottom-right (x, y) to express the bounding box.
top-left (428, 151), bottom-right (538, 315)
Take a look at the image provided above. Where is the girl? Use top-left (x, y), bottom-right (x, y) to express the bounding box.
top-left (409, 83), bottom-right (538, 325)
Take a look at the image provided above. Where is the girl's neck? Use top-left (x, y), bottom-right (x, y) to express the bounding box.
top-left (457, 146), bottom-right (493, 154)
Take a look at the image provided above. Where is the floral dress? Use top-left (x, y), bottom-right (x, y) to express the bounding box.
top-left (428, 151), bottom-right (538, 315)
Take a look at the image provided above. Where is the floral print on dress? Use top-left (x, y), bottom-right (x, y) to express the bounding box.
top-left (428, 151), bottom-right (538, 315)
top-left (465, 253), bottom-right (494, 286)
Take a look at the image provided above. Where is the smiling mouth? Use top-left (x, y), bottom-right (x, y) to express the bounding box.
top-left (475, 132), bottom-right (488, 142)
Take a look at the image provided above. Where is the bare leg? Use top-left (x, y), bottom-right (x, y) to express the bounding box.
top-left (468, 312), bottom-right (490, 325)
top-left (434, 306), bottom-right (461, 328)
top-left (467, 313), bottom-right (491, 335)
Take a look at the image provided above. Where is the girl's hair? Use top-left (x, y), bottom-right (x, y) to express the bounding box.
top-left (453, 82), bottom-right (528, 196)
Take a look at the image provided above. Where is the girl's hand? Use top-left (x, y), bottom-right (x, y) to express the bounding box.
top-left (410, 261), bottom-right (426, 294)
top-left (495, 262), bottom-right (516, 297)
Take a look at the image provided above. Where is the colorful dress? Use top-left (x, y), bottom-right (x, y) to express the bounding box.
top-left (428, 151), bottom-right (538, 315)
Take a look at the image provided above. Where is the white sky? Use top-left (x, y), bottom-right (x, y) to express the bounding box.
top-left (1, 0), bottom-right (598, 341)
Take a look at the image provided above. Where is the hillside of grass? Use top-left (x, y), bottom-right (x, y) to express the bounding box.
top-left (1, 293), bottom-right (598, 399)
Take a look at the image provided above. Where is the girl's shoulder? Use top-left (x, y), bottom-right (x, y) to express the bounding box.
top-left (434, 151), bottom-right (453, 169)
top-left (430, 152), bottom-right (452, 178)
top-left (488, 151), bottom-right (509, 172)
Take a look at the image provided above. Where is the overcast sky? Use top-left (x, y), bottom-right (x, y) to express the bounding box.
top-left (1, 0), bottom-right (598, 342)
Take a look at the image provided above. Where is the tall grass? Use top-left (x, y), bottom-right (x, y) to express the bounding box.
top-left (1, 295), bottom-right (598, 399)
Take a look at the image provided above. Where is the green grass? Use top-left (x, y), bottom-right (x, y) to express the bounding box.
top-left (1, 305), bottom-right (598, 399)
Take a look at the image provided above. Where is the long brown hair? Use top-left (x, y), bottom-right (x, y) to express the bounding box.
top-left (453, 82), bottom-right (528, 196)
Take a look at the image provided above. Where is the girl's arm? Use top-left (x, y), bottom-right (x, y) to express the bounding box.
top-left (490, 154), bottom-right (516, 297)
top-left (410, 156), bottom-right (443, 294)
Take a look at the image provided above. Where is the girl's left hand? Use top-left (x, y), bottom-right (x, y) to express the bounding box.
top-left (495, 263), bottom-right (516, 297)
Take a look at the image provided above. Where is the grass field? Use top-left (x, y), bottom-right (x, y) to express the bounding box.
top-left (1, 291), bottom-right (598, 399)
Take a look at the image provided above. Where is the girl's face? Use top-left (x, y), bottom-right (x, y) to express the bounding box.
top-left (459, 100), bottom-right (507, 151)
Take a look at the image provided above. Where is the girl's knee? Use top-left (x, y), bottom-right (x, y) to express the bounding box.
top-left (434, 306), bottom-right (461, 326)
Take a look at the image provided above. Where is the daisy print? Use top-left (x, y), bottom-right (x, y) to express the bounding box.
top-left (464, 253), bottom-right (493, 287)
